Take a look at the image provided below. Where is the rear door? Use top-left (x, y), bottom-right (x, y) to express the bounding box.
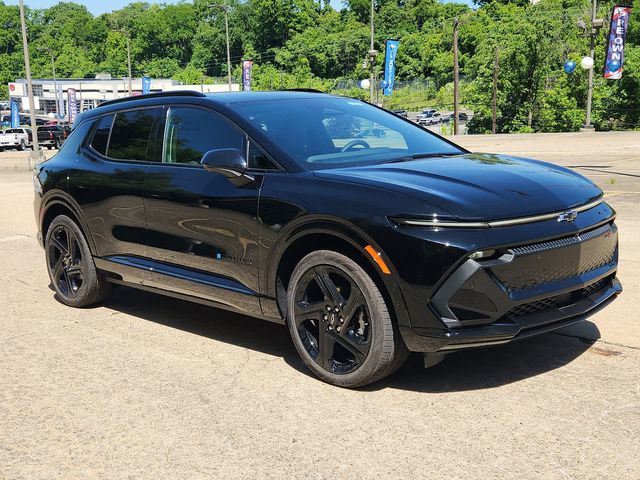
top-left (143, 105), bottom-right (263, 315)
top-left (69, 107), bottom-right (163, 285)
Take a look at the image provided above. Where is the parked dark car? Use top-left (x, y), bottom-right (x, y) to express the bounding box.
top-left (33, 91), bottom-right (621, 387)
top-left (390, 109), bottom-right (408, 118)
top-left (442, 112), bottom-right (469, 123)
top-left (37, 125), bottom-right (64, 149)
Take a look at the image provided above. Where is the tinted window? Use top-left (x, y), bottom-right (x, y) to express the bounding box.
top-left (91, 115), bottom-right (113, 156)
top-left (108, 108), bottom-right (161, 161)
top-left (233, 97), bottom-right (462, 169)
top-left (163, 107), bottom-right (244, 165)
top-left (248, 142), bottom-right (278, 170)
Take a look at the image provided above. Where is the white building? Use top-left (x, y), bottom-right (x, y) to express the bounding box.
top-left (8, 76), bottom-right (240, 121)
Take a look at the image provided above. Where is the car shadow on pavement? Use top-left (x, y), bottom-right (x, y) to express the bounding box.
top-left (100, 285), bottom-right (600, 393)
top-left (362, 329), bottom-right (599, 393)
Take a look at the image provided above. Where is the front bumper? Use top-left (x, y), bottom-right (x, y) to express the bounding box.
top-left (400, 220), bottom-right (621, 353)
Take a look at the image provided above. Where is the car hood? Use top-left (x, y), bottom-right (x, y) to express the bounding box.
top-left (313, 153), bottom-right (603, 220)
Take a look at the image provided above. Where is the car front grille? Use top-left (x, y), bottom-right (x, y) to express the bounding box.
top-left (491, 223), bottom-right (617, 292)
top-left (506, 277), bottom-right (610, 319)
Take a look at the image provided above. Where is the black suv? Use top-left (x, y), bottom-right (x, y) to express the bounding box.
top-left (34, 91), bottom-right (621, 387)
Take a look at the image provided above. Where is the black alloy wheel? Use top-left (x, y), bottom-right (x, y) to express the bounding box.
top-left (294, 264), bottom-right (372, 374)
top-left (287, 250), bottom-right (407, 388)
top-left (48, 223), bottom-right (84, 299)
top-left (45, 215), bottom-right (111, 307)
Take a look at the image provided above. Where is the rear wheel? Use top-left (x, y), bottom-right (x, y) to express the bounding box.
top-left (286, 250), bottom-right (408, 388)
top-left (45, 215), bottom-right (111, 307)
top-left (18, 140), bottom-right (25, 151)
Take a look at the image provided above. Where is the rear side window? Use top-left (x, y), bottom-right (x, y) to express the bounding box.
top-left (162, 107), bottom-right (244, 165)
top-left (91, 115), bottom-right (113, 156)
top-left (108, 108), bottom-right (161, 161)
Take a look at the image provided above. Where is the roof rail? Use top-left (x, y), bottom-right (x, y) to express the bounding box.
top-left (98, 90), bottom-right (206, 108)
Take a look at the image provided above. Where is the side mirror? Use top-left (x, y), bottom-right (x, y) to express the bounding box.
top-left (200, 149), bottom-right (247, 178)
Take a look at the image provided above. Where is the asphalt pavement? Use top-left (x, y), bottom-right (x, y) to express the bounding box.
top-left (0, 132), bottom-right (638, 479)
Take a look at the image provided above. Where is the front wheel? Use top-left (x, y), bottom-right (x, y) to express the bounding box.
top-left (45, 215), bottom-right (111, 307)
top-left (286, 250), bottom-right (408, 388)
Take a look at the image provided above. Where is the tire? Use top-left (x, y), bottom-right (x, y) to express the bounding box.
top-left (286, 250), bottom-right (408, 388)
top-left (47, 145), bottom-right (53, 150)
top-left (54, 139), bottom-right (60, 149)
top-left (18, 140), bottom-right (25, 151)
top-left (45, 215), bottom-right (111, 307)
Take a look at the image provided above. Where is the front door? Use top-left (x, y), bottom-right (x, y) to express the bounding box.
top-left (143, 105), bottom-right (262, 315)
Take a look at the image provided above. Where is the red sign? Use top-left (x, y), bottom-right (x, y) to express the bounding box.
top-left (8, 83), bottom-right (15, 92)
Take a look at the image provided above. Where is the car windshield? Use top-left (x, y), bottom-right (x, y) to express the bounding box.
top-left (233, 97), bottom-right (463, 170)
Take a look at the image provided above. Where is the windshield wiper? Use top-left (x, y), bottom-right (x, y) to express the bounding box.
top-left (383, 152), bottom-right (462, 164)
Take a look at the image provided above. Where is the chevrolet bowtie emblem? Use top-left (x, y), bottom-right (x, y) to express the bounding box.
top-left (557, 209), bottom-right (578, 223)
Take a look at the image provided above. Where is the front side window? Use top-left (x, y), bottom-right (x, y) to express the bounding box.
top-left (108, 108), bottom-right (161, 161)
top-left (162, 107), bottom-right (245, 165)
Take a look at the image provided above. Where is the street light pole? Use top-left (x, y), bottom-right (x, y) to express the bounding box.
top-left (368, 0), bottom-right (376, 104)
top-left (453, 18), bottom-right (460, 135)
top-left (113, 30), bottom-right (133, 96)
top-left (583, 0), bottom-right (598, 130)
top-left (39, 48), bottom-right (62, 118)
top-left (223, 6), bottom-right (232, 91)
top-left (210, 4), bottom-right (233, 91)
top-left (18, 0), bottom-right (42, 167)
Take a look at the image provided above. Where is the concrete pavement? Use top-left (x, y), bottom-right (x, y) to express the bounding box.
top-left (1, 132), bottom-right (639, 479)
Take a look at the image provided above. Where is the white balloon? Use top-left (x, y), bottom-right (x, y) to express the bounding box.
top-left (47, 112), bottom-right (55, 119)
top-left (580, 56), bottom-right (594, 70)
top-left (360, 79), bottom-right (371, 90)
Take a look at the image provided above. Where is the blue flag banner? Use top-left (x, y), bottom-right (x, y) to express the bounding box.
top-left (604, 5), bottom-right (632, 80)
top-left (242, 61), bottom-right (253, 91)
top-left (142, 76), bottom-right (151, 94)
top-left (383, 39), bottom-right (400, 96)
top-left (10, 97), bottom-right (19, 128)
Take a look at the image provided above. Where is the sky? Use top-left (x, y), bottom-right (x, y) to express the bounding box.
top-left (6, 0), bottom-right (474, 16)
top-left (6, 0), bottom-right (180, 15)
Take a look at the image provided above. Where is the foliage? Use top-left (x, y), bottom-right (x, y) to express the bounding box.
top-left (0, 0), bottom-right (637, 132)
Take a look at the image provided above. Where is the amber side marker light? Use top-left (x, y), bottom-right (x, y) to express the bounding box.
top-left (364, 245), bottom-right (391, 275)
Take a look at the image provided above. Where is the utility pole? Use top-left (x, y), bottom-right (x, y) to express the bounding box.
top-left (583, 0), bottom-right (598, 131)
top-left (492, 46), bottom-right (500, 135)
top-left (453, 18), bottom-right (460, 135)
top-left (19, 0), bottom-right (42, 167)
top-left (368, 0), bottom-right (377, 104)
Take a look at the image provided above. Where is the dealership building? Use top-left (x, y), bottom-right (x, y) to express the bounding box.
top-left (8, 76), bottom-right (240, 121)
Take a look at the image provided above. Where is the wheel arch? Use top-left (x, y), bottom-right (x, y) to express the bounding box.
top-left (271, 221), bottom-right (411, 328)
top-left (41, 194), bottom-right (96, 255)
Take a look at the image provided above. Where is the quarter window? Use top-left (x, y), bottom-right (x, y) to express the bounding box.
top-left (248, 142), bottom-right (278, 170)
top-left (162, 107), bottom-right (245, 165)
top-left (108, 108), bottom-right (161, 161)
top-left (91, 115), bottom-right (113, 156)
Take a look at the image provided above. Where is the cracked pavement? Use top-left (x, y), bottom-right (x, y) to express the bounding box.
top-left (1, 132), bottom-right (639, 479)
